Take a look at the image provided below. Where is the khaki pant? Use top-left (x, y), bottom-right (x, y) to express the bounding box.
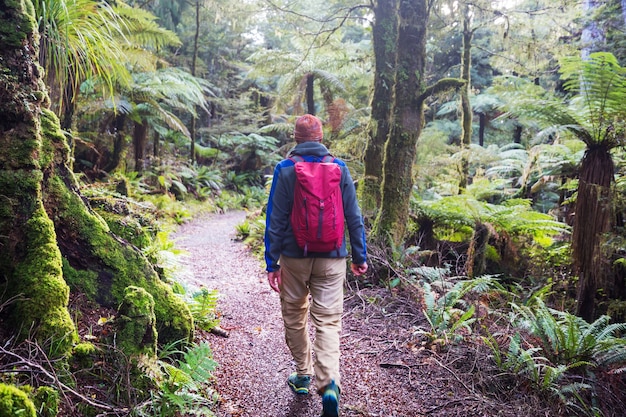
top-left (279, 255), bottom-right (346, 391)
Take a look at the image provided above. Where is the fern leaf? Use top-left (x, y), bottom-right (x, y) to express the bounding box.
top-left (179, 342), bottom-right (218, 384)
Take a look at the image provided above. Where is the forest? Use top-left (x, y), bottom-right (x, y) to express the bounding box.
top-left (1, 0), bottom-right (626, 415)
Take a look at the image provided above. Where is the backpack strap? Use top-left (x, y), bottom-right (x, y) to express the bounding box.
top-left (289, 154), bottom-right (335, 163)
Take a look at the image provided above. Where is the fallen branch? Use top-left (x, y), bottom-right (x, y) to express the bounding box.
top-left (0, 343), bottom-right (126, 415)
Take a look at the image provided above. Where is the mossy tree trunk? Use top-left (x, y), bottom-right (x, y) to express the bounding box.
top-left (359, 0), bottom-right (398, 218)
top-left (370, 1), bottom-right (464, 247)
top-left (458, 4), bottom-right (473, 192)
top-left (189, 0), bottom-right (201, 165)
top-left (371, 0), bottom-right (430, 246)
top-left (0, 0), bottom-right (193, 353)
top-left (0, 0), bottom-right (76, 354)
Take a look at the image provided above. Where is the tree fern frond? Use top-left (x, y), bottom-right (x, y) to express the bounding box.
top-left (114, 2), bottom-right (181, 50)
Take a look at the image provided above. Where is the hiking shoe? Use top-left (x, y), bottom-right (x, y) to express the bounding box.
top-left (287, 372), bottom-right (311, 395)
top-left (321, 380), bottom-right (340, 417)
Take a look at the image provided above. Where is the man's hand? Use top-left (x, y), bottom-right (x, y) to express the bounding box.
top-left (351, 262), bottom-right (368, 276)
top-left (268, 270), bottom-right (282, 293)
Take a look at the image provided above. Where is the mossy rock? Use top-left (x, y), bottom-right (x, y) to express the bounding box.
top-left (116, 286), bottom-right (158, 356)
top-left (0, 383), bottom-right (36, 417)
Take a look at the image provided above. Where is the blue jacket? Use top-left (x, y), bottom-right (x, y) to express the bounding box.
top-left (264, 141), bottom-right (367, 272)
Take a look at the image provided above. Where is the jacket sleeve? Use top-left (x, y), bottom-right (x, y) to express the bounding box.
top-left (264, 162), bottom-right (293, 271)
top-left (340, 166), bottom-right (367, 265)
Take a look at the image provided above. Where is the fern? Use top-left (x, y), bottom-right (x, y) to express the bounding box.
top-left (136, 342), bottom-right (218, 416)
top-left (178, 342), bottom-right (218, 384)
top-left (511, 298), bottom-right (626, 368)
top-left (418, 274), bottom-right (502, 345)
top-left (188, 288), bottom-right (220, 331)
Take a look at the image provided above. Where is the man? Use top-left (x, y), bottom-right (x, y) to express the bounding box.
top-left (264, 114), bottom-right (368, 417)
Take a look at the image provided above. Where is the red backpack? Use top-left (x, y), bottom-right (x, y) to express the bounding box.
top-left (290, 155), bottom-right (344, 255)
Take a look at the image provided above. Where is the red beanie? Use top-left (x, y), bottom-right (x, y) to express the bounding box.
top-left (294, 114), bottom-right (323, 143)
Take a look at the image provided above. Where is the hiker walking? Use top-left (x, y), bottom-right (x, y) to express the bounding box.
top-left (264, 114), bottom-right (368, 417)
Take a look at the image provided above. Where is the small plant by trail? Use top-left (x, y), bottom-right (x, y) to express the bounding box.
top-left (484, 296), bottom-right (626, 414)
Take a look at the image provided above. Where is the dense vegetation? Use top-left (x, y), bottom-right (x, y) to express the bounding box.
top-left (1, 0), bottom-right (626, 415)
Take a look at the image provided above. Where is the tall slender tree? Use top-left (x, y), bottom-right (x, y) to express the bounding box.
top-left (359, 0), bottom-right (398, 217)
top-left (458, 2), bottom-right (473, 192)
top-left (372, 0), bottom-right (463, 245)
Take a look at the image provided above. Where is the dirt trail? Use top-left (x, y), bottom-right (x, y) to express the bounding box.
top-left (171, 211), bottom-right (547, 417)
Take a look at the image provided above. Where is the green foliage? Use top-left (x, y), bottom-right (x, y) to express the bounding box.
top-left (417, 194), bottom-right (570, 248)
top-left (510, 298), bottom-right (626, 368)
top-left (499, 53), bottom-right (626, 149)
top-left (33, 386), bottom-right (59, 417)
top-left (203, 132), bottom-right (281, 177)
top-left (234, 215), bottom-right (266, 259)
top-left (136, 342), bottom-right (218, 417)
top-left (142, 230), bottom-right (185, 280)
top-left (188, 288), bottom-right (220, 331)
top-left (414, 269), bottom-right (503, 345)
top-left (214, 187), bottom-right (266, 213)
top-left (484, 297), bottom-right (626, 411)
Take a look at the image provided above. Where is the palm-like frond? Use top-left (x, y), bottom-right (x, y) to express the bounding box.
top-left (419, 194), bottom-right (569, 247)
top-left (35, 0), bottom-right (132, 103)
top-left (500, 53), bottom-right (626, 148)
top-left (561, 52), bottom-right (626, 145)
top-left (115, 2), bottom-right (181, 50)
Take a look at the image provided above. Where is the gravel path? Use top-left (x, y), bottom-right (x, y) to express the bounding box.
top-left (171, 211), bottom-right (555, 417)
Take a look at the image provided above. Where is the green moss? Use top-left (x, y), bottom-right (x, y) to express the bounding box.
top-left (94, 208), bottom-right (153, 249)
top-left (116, 286), bottom-right (158, 356)
top-left (33, 386), bottom-right (58, 417)
top-left (39, 109), bottom-right (69, 170)
top-left (71, 342), bottom-right (98, 369)
top-left (0, 0), bottom-right (36, 49)
top-left (45, 171), bottom-right (193, 348)
top-left (0, 383), bottom-right (36, 417)
top-left (11, 205), bottom-right (77, 355)
top-left (73, 342), bottom-right (97, 357)
top-left (62, 257), bottom-right (98, 300)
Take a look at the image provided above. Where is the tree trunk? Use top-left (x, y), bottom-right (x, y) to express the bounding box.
top-left (0, 0), bottom-right (192, 353)
top-left (582, 0), bottom-right (604, 60)
top-left (459, 4), bottom-right (473, 192)
top-left (190, 0), bottom-right (201, 165)
top-left (61, 79), bottom-right (75, 131)
top-left (104, 113), bottom-right (127, 172)
top-left (372, 0), bottom-right (430, 246)
top-left (153, 129), bottom-right (160, 161)
top-left (478, 112), bottom-right (486, 147)
top-left (360, 0), bottom-right (398, 217)
top-left (513, 124), bottom-right (522, 144)
top-left (0, 0), bottom-right (76, 354)
top-left (133, 120), bottom-right (149, 176)
top-left (306, 73), bottom-right (315, 115)
top-left (574, 146), bottom-right (614, 321)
